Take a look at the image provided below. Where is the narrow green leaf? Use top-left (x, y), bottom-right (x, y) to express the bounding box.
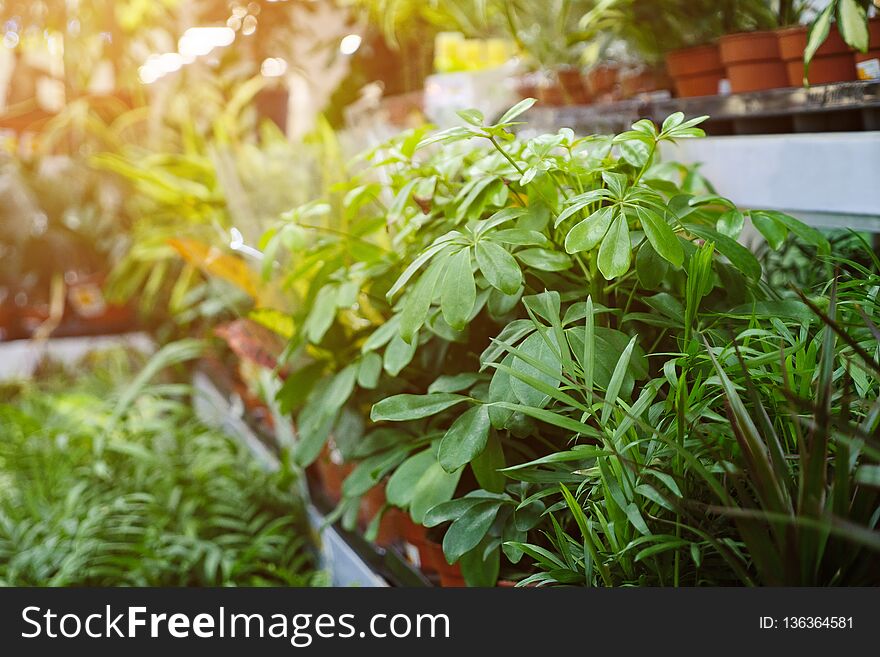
top-left (441, 248), bottom-right (476, 330)
top-left (370, 393), bottom-right (468, 422)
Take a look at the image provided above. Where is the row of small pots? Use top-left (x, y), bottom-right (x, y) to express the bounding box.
top-left (668, 18), bottom-right (880, 97)
top-left (521, 64), bottom-right (669, 107)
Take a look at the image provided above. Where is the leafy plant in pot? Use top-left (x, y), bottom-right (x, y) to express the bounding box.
top-left (291, 104), bottom-right (818, 585)
top-left (802, 0), bottom-right (875, 82)
top-left (718, 1), bottom-right (807, 93)
top-left (185, 87), bottom-right (832, 585)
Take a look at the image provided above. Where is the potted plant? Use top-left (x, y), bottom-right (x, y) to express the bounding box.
top-left (801, 0), bottom-right (874, 81)
top-left (777, 0), bottom-right (875, 86)
top-left (242, 100), bottom-right (836, 585)
top-left (718, 0), bottom-right (803, 92)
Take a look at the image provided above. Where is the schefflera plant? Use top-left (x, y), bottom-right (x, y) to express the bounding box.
top-left (365, 101), bottom-right (827, 584)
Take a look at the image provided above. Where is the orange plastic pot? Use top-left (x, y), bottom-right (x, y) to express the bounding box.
top-left (314, 443), bottom-right (354, 504)
top-left (778, 25), bottom-right (855, 86)
top-left (557, 67), bottom-right (590, 104)
top-left (620, 68), bottom-right (671, 98)
top-left (424, 540), bottom-right (466, 587)
top-left (359, 483), bottom-right (403, 548)
top-left (399, 515), bottom-right (434, 573)
top-left (719, 30), bottom-right (788, 93)
top-left (585, 64), bottom-right (619, 97)
top-left (666, 43), bottom-right (725, 97)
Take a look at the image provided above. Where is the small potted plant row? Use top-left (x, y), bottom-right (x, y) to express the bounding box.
top-left (667, 0), bottom-right (877, 96)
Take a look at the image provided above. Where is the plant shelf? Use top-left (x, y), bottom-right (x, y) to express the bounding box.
top-left (521, 80), bottom-right (880, 136)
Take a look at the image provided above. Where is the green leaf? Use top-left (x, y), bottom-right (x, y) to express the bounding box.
top-left (490, 228), bottom-right (550, 247)
top-left (443, 502), bottom-right (501, 562)
top-left (716, 209), bottom-right (744, 239)
top-left (517, 248), bottom-right (573, 271)
top-left (439, 405), bottom-right (492, 473)
top-left (388, 179), bottom-right (418, 221)
top-left (636, 206), bottom-right (683, 268)
top-left (636, 242), bottom-right (669, 289)
top-left (457, 108), bottom-right (484, 126)
top-left (424, 497), bottom-right (487, 527)
top-left (305, 284), bottom-right (338, 343)
top-left (370, 393), bottom-right (468, 422)
top-left (471, 432), bottom-right (506, 493)
top-left (752, 210), bottom-right (830, 255)
top-left (342, 448), bottom-right (409, 497)
top-left (501, 444), bottom-right (607, 471)
top-left (602, 171), bottom-right (629, 198)
top-left (383, 332), bottom-right (417, 376)
top-left (356, 351), bottom-right (383, 389)
top-left (510, 331), bottom-right (562, 408)
top-left (564, 206), bottom-right (614, 254)
top-left (362, 315), bottom-right (400, 353)
top-left (475, 241), bottom-right (522, 294)
top-left (400, 253), bottom-right (448, 342)
top-left (838, 0), bottom-right (869, 53)
top-left (805, 4), bottom-right (834, 65)
top-left (750, 212), bottom-right (787, 250)
top-left (496, 97), bottom-right (537, 125)
top-left (387, 241), bottom-right (454, 301)
top-left (428, 373), bottom-right (482, 394)
top-left (618, 139), bottom-right (651, 168)
top-left (685, 224), bottom-right (761, 280)
top-left (441, 248), bottom-right (476, 330)
top-left (597, 211), bottom-right (631, 279)
top-left (460, 543), bottom-right (500, 587)
top-left (410, 460), bottom-right (462, 524)
top-left (601, 336), bottom-right (636, 424)
top-left (386, 449), bottom-right (435, 507)
top-left (661, 112), bottom-right (684, 132)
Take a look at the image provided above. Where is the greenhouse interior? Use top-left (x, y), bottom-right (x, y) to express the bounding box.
top-left (1, 0), bottom-right (879, 597)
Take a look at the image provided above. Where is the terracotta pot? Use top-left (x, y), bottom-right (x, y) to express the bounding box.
top-left (666, 43), bottom-right (725, 97)
top-left (557, 67), bottom-right (590, 104)
top-left (719, 30), bottom-right (788, 93)
top-left (620, 67), bottom-right (671, 98)
top-left (855, 17), bottom-right (880, 79)
top-left (314, 443), bottom-right (354, 504)
top-left (778, 25), bottom-right (855, 86)
top-left (358, 483), bottom-right (403, 548)
top-left (585, 64), bottom-right (619, 97)
top-left (18, 303), bottom-right (50, 337)
top-left (0, 313), bottom-right (14, 341)
top-left (424, 540), bottom-right (466, 587)
top-left (399, 515), bottom-right (435, 573)
top-left (537, 82), bottom-right (566, 106)
top-left (516, 81), bottom-right (539, 100)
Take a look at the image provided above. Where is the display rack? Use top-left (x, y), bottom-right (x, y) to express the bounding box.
top-left (521, 80), bottom-right (880, 136)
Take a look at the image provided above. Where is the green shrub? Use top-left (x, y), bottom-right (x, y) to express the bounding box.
top-left (168, 97), bottom-right (878, 586)
top-left (0, 351), bottom-right (322, 587)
